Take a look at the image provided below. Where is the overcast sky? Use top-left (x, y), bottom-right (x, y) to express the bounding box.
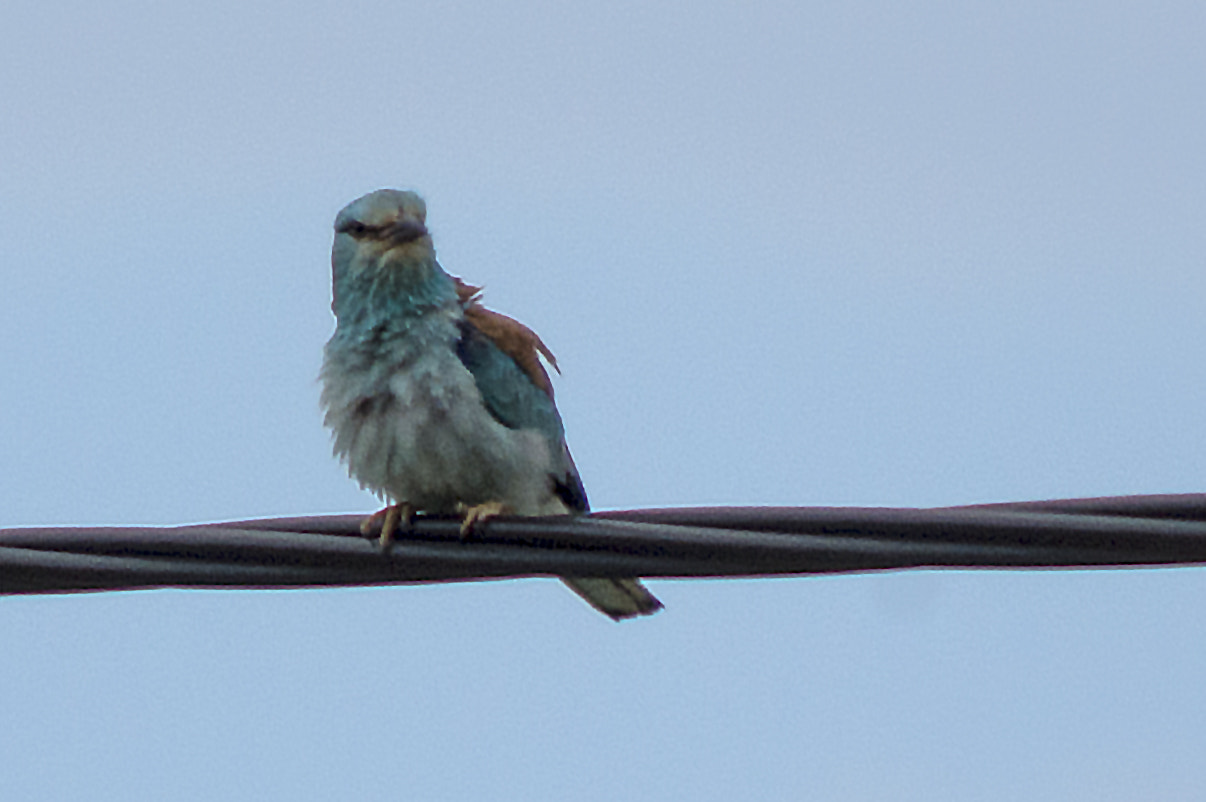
top-left (3, 1), bottom-right (1205, 799)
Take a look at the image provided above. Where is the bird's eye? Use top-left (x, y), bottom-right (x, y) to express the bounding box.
top-left (339, 220), bottom-right (369, 237)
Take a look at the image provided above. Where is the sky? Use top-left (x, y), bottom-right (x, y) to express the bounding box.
top-left (2, 0), bottom-right (1205, 798)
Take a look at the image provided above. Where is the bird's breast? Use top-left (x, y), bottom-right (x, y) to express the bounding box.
top-left (321, 330), bottom-right (561, 515)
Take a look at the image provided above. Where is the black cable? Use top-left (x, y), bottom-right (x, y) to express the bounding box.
top-left (2, 494), bottom-right (1204, 596)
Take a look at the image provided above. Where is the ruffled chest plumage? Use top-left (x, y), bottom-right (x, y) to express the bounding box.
top-left (320, 313), bottom-right (561, 514)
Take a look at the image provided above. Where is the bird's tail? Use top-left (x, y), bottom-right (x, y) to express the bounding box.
top-left (561, 577), bottom-right (663, 620)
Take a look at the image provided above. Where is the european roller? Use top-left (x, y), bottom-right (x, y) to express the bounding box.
top-left (320, 189), bottom-right (663, 620)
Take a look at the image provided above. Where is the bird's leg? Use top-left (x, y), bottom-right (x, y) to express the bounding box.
top-left (360, 502), bottom-right (414, 550)
top-left (456, 501), bottom-right (510, 539)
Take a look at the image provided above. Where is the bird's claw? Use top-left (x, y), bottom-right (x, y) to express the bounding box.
top-left (457, 501), bottom-right (509, 539)
top-left (360, 502), bottom-right (414, 549)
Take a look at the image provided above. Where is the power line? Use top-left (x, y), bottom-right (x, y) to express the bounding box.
top-left (2, 494), bottom-right (1204, 596)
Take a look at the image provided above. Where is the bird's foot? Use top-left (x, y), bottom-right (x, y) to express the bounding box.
top-left (360, 502), bottom-right (414, 550)
top-left (456, 501), bottom-right (510, 539)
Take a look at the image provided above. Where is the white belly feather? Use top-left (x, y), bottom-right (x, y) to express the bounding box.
top-left (321, 322), bottom-right (566, 516)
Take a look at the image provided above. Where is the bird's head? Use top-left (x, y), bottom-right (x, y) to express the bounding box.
top-left (330, 189), bottom-right (456, 325)
top-left (333, 189), bottom-right (433, 270)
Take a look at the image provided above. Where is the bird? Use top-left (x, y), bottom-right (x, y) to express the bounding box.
top-left (319, 189), bottom-right (662, 620)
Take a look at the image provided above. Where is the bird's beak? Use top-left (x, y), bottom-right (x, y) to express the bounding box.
top-left (386, 218), bottom-right (429, 245)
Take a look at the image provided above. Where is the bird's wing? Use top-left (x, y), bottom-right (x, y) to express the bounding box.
top-left (455, 306), bottom-right (588, 512)
top-left (454, 283), bottom-right (663, 620)
top-left (455, 278), bottom-right (559, 398)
